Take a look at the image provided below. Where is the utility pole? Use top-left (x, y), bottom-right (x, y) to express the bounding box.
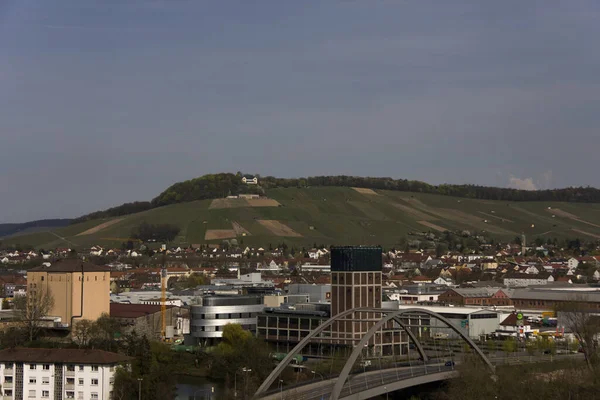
top-left (138, 377), bottom-right (143, 400)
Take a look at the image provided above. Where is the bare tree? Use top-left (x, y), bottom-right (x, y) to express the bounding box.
top-left (558, 296), bottom-right (600, 371)
top-left (13, 287), bottom-right (55, 342)
top-left (71, 319), bottom-right (95, 348)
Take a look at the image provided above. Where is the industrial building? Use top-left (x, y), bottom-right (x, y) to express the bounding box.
top-left (395, 305), bottom-right (503, 340)
top-left (27, 259), bottom-right (110, 327)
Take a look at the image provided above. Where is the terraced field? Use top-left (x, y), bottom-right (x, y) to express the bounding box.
top-left (5, 187), bottom-right (600, 249)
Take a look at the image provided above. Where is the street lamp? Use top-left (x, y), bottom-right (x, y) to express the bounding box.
top-left (278, 379), bottom-right (284, 400)
top-left (311, 370), bottom-right (324, 381)
top-left (137, 378), bottom-right (143, 400)
top-left (234, 367), bottom-right (252, 398)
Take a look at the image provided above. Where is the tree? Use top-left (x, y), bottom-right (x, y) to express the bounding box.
top-left (218, 323), bottom-right (252, 353)
top-left (13, 287), bottom-right (54, 342)
top-left (557, 297), bottom-right (600, 371)
top-left (89, 313), bottom-right (121, 351)
top-left (71, 319), bottom-right (95, 348)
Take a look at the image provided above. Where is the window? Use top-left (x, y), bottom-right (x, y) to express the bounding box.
top-left (77, 392), bottom-right (83, 400)
top-left (78, 378), bottom-right (84, 385)
top-left (4, 363), bottom-right (12, 369)
top-left (67, 365), bottom-right (75, 371)
top-left (29, 378), bottom-right (36, 384)
top-left (43, 364), bottom-right (50, 370)
top-left (91, 365), bottom-right (99, 372)
top-left (91, 393), bottom-right (98, 399)
top-left (42, 377), bottom-right (50, 385)
top-left (91, 379), bottom-right (98, 386)
top-left (78, 365), bottom-right (84, 371)
top-left (42, 390), bottom-right (49, 398)
top-left (28, 390), bottom-right (36, 398)
top-left (29, 364), bottom-right (36, 370)
top-left (65, 391), bottom-right (74, 399)
top-left (41, 276), bottom-right (44, 281)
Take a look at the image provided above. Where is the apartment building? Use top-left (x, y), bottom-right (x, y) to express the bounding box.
top-left (0, 348), bottom-right (131, 400)
top-left (27, 259), bottom-right (111, 326)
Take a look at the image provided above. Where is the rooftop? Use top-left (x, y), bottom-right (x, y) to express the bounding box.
top-left (396, 304), bottom-right (500, 316)
top-left (0, 348), bottom-right (131, 364)
top-left (30, 259), bottom-right (111, 273)
top-left (110, 303), bottom-right (174, 319)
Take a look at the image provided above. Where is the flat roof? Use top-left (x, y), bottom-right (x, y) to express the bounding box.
top-left (396, 305), bottom-right (499, 316)
top-left (30, 259), bottom-right (110, 273)
top-left (0, 348), bottom-right (131, 364)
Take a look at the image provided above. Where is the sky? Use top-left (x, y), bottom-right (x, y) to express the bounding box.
top-left (1, 0), bottom-right (600, 222)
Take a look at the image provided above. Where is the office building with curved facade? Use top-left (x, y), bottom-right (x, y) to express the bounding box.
top-left (190, 295), bottom-right (265, 346)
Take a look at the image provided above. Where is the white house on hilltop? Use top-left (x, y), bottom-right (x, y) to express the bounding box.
top-left (242, 175), bottom-right (258, 185)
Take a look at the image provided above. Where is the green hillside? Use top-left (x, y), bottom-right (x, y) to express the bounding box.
top-left (4, 187), bottom-right (600, 249)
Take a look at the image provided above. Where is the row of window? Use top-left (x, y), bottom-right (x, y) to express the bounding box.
top-left (13, 389), bottom-right (100, 399)
top-left (4, 363), bottom-right (104, 372)
top-left (192, 324), bottom-right (254, 332)
top-left (6, 377), bottom-right (101, 386)
top-left (199, 312), bottom-right (258, 320)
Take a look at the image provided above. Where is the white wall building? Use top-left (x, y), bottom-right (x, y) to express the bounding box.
top-left (0, 348), bottom-right (131, 400)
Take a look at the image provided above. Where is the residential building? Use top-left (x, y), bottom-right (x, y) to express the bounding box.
top-left (0, 348), bottom-right (131, 400)
top-left (189, 295), bottom-right (265, 346)
top-left (27, 260), bottom-right (111, 327)
top-left (241, 175), bottom-right (258, 185)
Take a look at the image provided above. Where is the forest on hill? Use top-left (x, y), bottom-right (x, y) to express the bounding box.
top-left (71, 173), bottom-right (600, 223)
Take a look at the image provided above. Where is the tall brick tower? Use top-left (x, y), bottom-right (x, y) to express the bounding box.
top-left (330, 246), bottom-right (382, 348)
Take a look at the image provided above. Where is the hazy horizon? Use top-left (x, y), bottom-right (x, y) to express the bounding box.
top-left (2, 1), bottom-right (600, 222)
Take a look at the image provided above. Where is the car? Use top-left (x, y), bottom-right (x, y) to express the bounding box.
top-left (543, 349), bottom-right (552, 355)
top-left (444, 361), bottom-right (455, 366)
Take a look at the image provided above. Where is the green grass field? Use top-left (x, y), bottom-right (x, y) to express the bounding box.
top-left (4, 187), bottom-right (600, 249)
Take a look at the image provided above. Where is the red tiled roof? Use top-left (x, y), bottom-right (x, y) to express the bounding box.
top-left (500, 313), bottom-right (518, 327)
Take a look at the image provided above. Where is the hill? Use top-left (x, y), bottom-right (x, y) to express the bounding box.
top-left (0, 219), bottom-right (72, 239)
top-left (4, 187), bottom-right (600, 249)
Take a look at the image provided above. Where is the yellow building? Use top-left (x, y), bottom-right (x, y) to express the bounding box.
top-left (27, 259), bottom-right (110, 326)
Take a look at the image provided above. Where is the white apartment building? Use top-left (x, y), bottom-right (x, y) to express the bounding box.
top-left (0, 348), bottom-right (131, 400)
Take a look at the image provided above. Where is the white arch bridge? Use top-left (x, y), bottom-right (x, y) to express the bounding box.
top-left (254, 307), bottom-right (496, 400)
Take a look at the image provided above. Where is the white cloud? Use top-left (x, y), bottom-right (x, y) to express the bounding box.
top-left (509, 176), bottom-right (538, 190)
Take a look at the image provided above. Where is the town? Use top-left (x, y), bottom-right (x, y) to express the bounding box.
top-left (0, 233), bottom-right (598, 399)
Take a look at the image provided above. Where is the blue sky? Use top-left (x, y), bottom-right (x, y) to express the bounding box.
top-left (1, 1), bottom-right (600, 222)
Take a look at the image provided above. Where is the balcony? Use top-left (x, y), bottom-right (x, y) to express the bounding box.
top-left (2, 396), bottom-right (14, 400)
top-left (3, 382), bottom-right (12, 389)
top-left (64, 383), bottom-right (75, 390)
top-left (65, 370), bottom-right (75, 377)
top-left (3, 369), bottom-right (13, 375)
